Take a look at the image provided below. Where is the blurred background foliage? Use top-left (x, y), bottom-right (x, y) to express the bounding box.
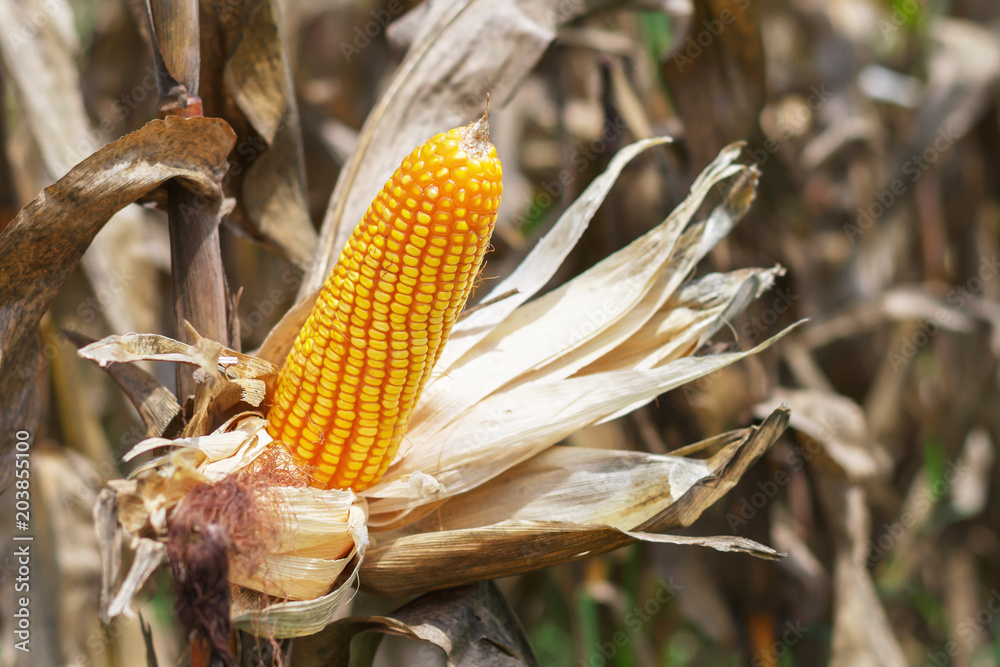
top-left (1, 0), bottom-right (999, 665)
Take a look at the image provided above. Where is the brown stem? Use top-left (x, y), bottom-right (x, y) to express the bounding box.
top-left (146, 3), bottom-right (241, 663)
top-left (145, 0), bottom-right (233, 398)
top-left (167, 180), bottom-right (231, 398)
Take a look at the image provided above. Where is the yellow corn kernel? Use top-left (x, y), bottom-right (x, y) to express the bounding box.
top-left (267, 114), bottom-right (502, 490)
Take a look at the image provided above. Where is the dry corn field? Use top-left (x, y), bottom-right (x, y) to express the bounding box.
top-left (0, 1), bottom-right (998, 666)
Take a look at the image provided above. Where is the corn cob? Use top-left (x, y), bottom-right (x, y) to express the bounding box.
top-left (267, 115), bottom-right (502, 490)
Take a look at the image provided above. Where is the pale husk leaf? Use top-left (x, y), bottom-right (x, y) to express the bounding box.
top-left (440, 137), bottom-right (674, 366)
top-left (408, 144), bottom-right (747, 444)
top-left (107, 538), bottom-right (166, 620)
top-left (491, 164), bottom-right (762, 395)
top-left (123, 431), bottom-right (249, 463)
top-left (231, 561), bottom-right (362, 638)
top-left (97, 414), bottom-right (368, 630)
top-left (384, 447), bottom-right (711, 531)
top-left (360, 409), bottom-right (789, 596)
top-left (365, 325), bottom-right (797, 516)
top-left (230, 539), bottom-right (359, 602)
top-left (587, 266), bottom-right (782, 376)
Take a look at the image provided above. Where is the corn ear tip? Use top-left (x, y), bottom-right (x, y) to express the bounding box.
top-left (461, 101), bottom-right (492, 158)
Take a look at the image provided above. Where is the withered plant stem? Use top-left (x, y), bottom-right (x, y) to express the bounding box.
top-left (146, 0), bottom-right (240, 664)
top-left (166, 180), bottom-right (232, 398)
top-left (146, 0), bottom-right (234, 399)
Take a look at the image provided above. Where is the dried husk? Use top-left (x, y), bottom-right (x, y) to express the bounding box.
top-left (0, 115), bottom-right (235, 492)
top-left (87, 338), bottom-right (368, 625)
top-left (360, 409), bottom-right (790, 597)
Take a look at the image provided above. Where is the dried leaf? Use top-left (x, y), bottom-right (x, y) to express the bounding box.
top-left (100, 412), bottom-right (369, 634)
top-left (65, 330), bottom-right (183, 439)
top-left (78, 331), bottom-right (277, 441)
top-left (0, 116), bottom-right (235, 492)
top-left (585, 266), bottom-right (781, 376)
top-left (360, 409), bottom-right (789, 596)
top-left (291, 581), bottom-right (538, 667)
top-left (231, 558), bottom-right (361, 638)
top-left (146, 0), bottom-right (201, 109)
top-left (0, 0), bottom-right (168, 337)
top-left (442, 137), bottom-right (674, 367)
top-left (408, 143), bottom-right (747, 445)
top-left (898, 19), bottom-right (1000, 173)
top-left (818, 478), bottom-right (908, 667)
top-left (199, 0), bottom-right (317, 267)
top-left (621, 532), bottom-right (783, 559)
top-left (139, 614), bottom-right (160, 667)
top-left (80, 334), bottom-right (196, 367)
top-left (797, 285), bottom-right (977, 351)
top-left (30, 448), bottom-right (106, 664)
top-left (108, 539), bottom-right (167, 620)
top-left (96, 489), bottom-right (123, 623)
top-left (369, 332), bottom-right (795, 515)
top-left (498, 165), bottom-right (762, 394)
top-left (0, 0), bottom-right (84, 174)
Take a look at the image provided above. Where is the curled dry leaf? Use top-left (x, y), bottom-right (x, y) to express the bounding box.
top-left (0, 0), bottom-right (164, 346)
top-left (80, 328), bottom-right (276, 404)
top-left (0, 0), bottom-right (166, 334)
top-left (79, 327), bottom-right (278, 444)
top-left (0, 116), bottom-right (235, 492)
top-left (199, 0), bottom-right (317, 268)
